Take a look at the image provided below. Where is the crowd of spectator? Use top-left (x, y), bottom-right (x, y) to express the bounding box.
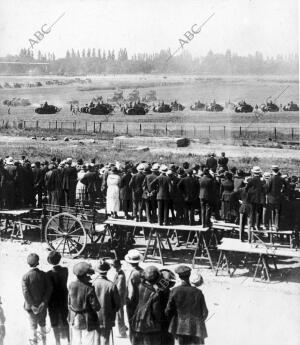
top-left (0, 152), bottom-right (299, 233)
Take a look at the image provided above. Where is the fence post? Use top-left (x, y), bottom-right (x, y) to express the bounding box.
top-left (239, 126), bottom-right (242, 137)
top-left (113, 123), bottom-right (115, 133)
top-left (23, 120), bottom-right (26, 130)
top-left (139, 123), bottom-right (142, 133)
top-left (153, 124), bottom-right (156, 135)
top-left (223, 126), bottom-right (226, 138)
top-left (48, 122), bottom-right (51, 130)
top-left (60, 122), bottom-right (63, 132)
top-left (85, 122), bottom-right (88, 133)
top-left (36, 120), bottom-right (39, 130)
top-left (166, 124), bottom-right (168, 134)
top-left (274, 127), bottom-right (277, 140)
top-left (181, 125), bottom-right (183, 136)
top-left (93, 121), bottom-right (96, 133)
top-left (291, 128), bottom-right (294, 140)
top-left (208, 126), bottom-right (211, 137)
top-left (99, 122), bottom-right (102, 133)
top-left (193, 126), bottom-right (196, 137)
top-left (55, 121), bottom-right (58, 131)
top-left (126, 124), bottom-right (128, 134)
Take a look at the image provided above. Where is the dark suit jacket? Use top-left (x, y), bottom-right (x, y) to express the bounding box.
top-left (246, 176), bottom-right (264, 204)
top-left (22, 268), bottom-right (52, 311)
top-left (267, 174), bottom-right (287, 204)
top-left (142, 172), bottom-right (159, 198)
top-left (32, 167), bottom-right (44, 190)
top-left (206, 157), bottom-right (217, 171)
top-left (120, 172), bottom-right (132, 200)
top-left (129, 172), bottom-right (145, 200)
top-left (199, 175), bottom-right (214, 201)
top-left (178, 176), bottom-right (200, 203)
top-left (81, 171), bottom-right (99, 193)
top-left (68, 278), bottom-right (100, 331)
top-left (150, 174), bottom-right (172, 200)
top-left (62, 165), bottom-right (77, 191)
top-left (165, 282), bottom-right (208, 339)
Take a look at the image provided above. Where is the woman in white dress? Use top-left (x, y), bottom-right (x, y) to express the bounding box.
top-left (76, 165), bottom-right (87, 205)
top-left (106, 166), bottom-right (121, 218)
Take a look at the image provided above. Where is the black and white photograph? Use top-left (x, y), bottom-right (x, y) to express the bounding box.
top-left (0, 0), bottom-right (299, 344)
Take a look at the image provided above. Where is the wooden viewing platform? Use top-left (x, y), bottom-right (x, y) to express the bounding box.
top-left (216, 238), bottom-right (300, 282)
top-left (104, 218), bottom-right (212, 268)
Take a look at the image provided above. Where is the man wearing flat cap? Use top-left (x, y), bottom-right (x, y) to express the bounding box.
top-left (267, 165), bottom-right (287, 230)
top-left (46, 251), bottom-right (69, 345)
top-left (129, 164), bottom-right (145, 221)
top-left (68, 262), bottom-right (100, 345)
top-left (142, 163), bottom-right (160, 223)
top-left (166, 265), bottom-right (208, 345)
top-left (22, 253), bottom-right (52, 345)
top-left (93, 260), bottom-right (120, 345)
top-left (62, 158), bottom-right (77, 207)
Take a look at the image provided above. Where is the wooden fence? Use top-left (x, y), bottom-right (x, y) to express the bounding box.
top-left (0, 119), bottom-right (299, 141)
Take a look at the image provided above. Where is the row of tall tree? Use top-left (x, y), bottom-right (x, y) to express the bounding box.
top-left (0, 48), bottom-right (298, 75)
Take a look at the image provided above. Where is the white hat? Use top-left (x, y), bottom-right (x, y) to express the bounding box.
top-left (251, 166), bottom-right (262, 174)
top-left (6, 157), bottom-right (14, 165)
top-left (160, 164), bottom-right (168, 173)
top-left (151, 163), bottom-right (160, 171)
top-left (66, 157), bottom-right (72, 164)
top-left (263, 172), bottom-right (271, 179)
top-left (271, 165), bottom-right (279, 170)
top-left (125, 249), bottom-right (143, 263)
top-left (137, 164), bottom-right (144, 171)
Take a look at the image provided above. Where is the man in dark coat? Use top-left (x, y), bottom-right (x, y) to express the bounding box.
top-left (22, 253), bottom-right (52, 345)
top-left (206, 153), bottom-right (217, 173)
top-left (199, 168), bottom-right (214, 227)
top-left (62, 158), bottom-right (77, 207)
top-left (68, 262), bottom-right (100, 345)
top-left (267, 165), bottom-right (287, 230)
top-left (81, 164), bottom-right (99, 205)
top-left (129, 164), bottom-right (145, 221)
top-left (130, 266), bottom-right (162, 345)
top-left (246, 166), bottom-right (264, 229)
top-left (120, 166), bottom-right (132, 219)
top-left (218, 152), bottom-right (229, 171)
top-left (93, 260), bottom-right (120, 345)
top-left (45, 164), bottom-right (62, 206)
top-left (150, 165), bottom-right (172, 225)
top-left (46, 251), bottom-right (69, 345)
top-left (178, 169), bottom-right (200, 225)
top-left (165, 265), bottom-right (208, 345)
top-left (32, 161), bottom-right (44, 207)
top-left (4, 157), bottom-right (17, 209)
top-left (142, 163), bottom-right (159, 223)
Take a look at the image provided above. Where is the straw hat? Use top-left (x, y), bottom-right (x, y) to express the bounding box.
top-left (251, 166), bottom-right (262, 174)
top-left (125, 249), bottom-right (143, 263)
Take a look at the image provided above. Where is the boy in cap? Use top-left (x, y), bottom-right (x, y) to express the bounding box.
top-left (22, 253), bottom-right (52, 345)
top-left (46, 251), bottom-right (69, 345)
top-left (68, 262), bottom-right (100, 345)
top-left (166, 265), bottom-right (208, 345)
top-left (124, 249), bottom-right (144, 341)
top-left (112, 260), bottom-right (128, 338)
top-left (93, 260), bottom-right (120, 345)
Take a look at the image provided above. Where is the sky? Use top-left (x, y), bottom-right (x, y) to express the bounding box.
top-left (0, 0), bottom-right (298, 59)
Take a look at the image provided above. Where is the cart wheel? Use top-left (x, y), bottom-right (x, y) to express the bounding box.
top-left (45, 212), bottom-right (87, 257)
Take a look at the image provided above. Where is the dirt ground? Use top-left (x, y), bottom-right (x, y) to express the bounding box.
top-left (1, 233), bottom-right (300, 345)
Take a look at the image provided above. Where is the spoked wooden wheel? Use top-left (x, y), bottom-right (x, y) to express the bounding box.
top-left (45, 212), bottom-right (87, 257)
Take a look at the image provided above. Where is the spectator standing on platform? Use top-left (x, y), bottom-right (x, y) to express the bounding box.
top-left (68, 262), bottom-right (100, 345)
top-left (199, 168), bottom-right (214, 227)
top-left (22, 253), bottom-right (52, 345)
top-left (165, 265), bottom-right (208, 345)
top-left (218, 152), bottom-right (229, 171)
top-left (246, 166), bottom-right (264, 230)
top-left (46, 251), bottom-right (69, 345)
top-left (178, 169), bottom-right (200, 225)
top-left (125, 249), bottom-right (144, 342)
top-left (206, 153), bottom-right (217, 173)
top-left (4, 157), bottom-right (16, 209)
top-left (142, 163), bottom-right (159, 223)
top-left (112, 259), bottom-right (128, 338)
top-left (106, 166), bottom-right (121, 218)
top-left (93, 260), bottom-right (120, 345)
top-left (267, 165), bottom-right (287, 230)
top-left (120, 165), bottom-right (133, 219)
top-left (130, 266), bottom-right (162, 345)
top-left (221, 172), bottom-right (234, 222)
top-left (81, 164), bottom-right (99, 205)
top-left (76, 164), bottom-right (87, 205)
top-left (32, 161), bottom-right (44, 208)
top-left (129, 164), bottom-right (145, 222)
top-left (150, 165), bottom-right (172, 226)
top-left (62, 158), bottom-right (77, 207)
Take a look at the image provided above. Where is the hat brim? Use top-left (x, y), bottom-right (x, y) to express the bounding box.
top-left (124, 254), bottom-right (143, 263)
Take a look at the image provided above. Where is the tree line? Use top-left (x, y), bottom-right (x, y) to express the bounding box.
top-left (0, 48), bottom-right (298, 75)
